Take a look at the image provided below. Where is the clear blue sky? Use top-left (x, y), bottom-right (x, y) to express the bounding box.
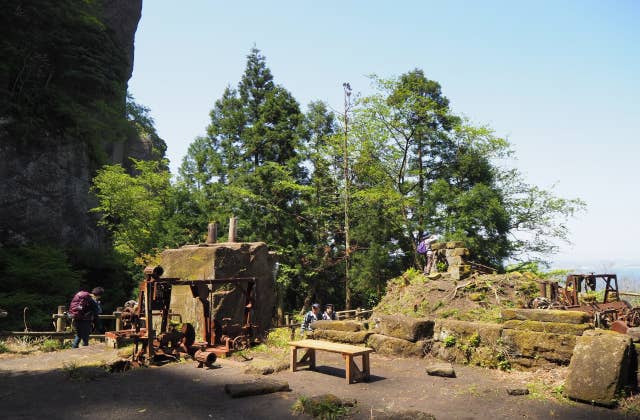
top-left (128, 0), bottom-right (639, 264)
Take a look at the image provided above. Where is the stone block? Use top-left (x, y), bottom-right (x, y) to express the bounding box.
top-left (425, 362), bottom-right (456, 377)
top-left (367, 334), bottom-right (424, 357)
top-left (376, 315), bottom-right (434, 342)
top-left (501, 308), bottom-right (591, 325)
top-left (502, 320), bottom-right (592, 336)
top-left (445, 248), bottom-right (469, 257)
top-left (500, 329), bottom-right (576, 364)
top-left (310, 320), bottom-right (362, 332)
top-left (446, 256), bottom-right (464, 266)
top-left (435, 319), bottom-right (503, 344)
top-left (448, 265), bottom-right (471, 280)
top-left (311, 329), bottom-right (372, 344)
top-left (446, 241), bottom-right (466, 249)
top-left (430, 242), bottom-right (446, 250)
top-left (565, 330), bottom-right (634, 407)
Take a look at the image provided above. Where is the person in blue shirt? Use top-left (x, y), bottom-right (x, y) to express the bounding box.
top-left (301, 303), bottom-right (320, 335)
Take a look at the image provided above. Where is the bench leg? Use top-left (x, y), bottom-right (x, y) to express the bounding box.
top-left (362, 353), bottom-right (370, 380)
top-left (290, 346), bottom-right (297, 372)
top-left (344, 354), bottom-right (369, 384)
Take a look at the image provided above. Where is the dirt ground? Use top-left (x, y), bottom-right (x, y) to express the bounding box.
top-left (0, 345), bottom-right (637, 420)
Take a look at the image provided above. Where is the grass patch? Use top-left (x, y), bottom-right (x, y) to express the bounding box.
top-left (0, 340), bottom-right (9, 353)
top-left (40, 338), bottom-right (70, 353)
top-left (526, 381), bottom-right (573, 405)
top-left (62, 361), bottom-right (108, 381)
top-left (291, 394), bottom-right (354, 419)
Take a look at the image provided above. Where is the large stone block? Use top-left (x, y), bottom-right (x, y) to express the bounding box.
top-left (311, 329), bottom-right (372, 344)
top-left (435, 319), bottom-right (503, 344)
top-left (159, 242), bottom-right (276, 338)
top-left (501, 308), bottom-right (591, 325)
top-left (446, 256), bottom-right (464, 266)
top-left (430, 242), bottom-right (446, 251)
top-left (448, 265), bottom-right (471, 280)
top-left (500, 329), bottom-right (576, 364)
top-left (445, 248), bottom-right (469, 257)
top-left (367, 334), bottom-right (424, 357)
top-left (375, 315), bottom-right (434, 342)
top-left (445, 241), bottom-right (466, 249)
top-left (565, 330), bottom-right (634, 407)
top-left (311, 320), bottom-right (362, 332)
top-left (502, 320), bottom-right (592, 336)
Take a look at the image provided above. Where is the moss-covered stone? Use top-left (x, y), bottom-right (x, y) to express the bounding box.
top-left (367, 334), bottom-right (424, 357)
top-left (446, 241), bottom-right (466, 249)
top-left (501, 308), bottom-right (591, 324)
top-left (375, 315), bottom-right (434, 342)
top-left (311, 329), bottom-right (372, 344)
top-left (500, 329), bottom-right (576, 364)
top-left (435, 319), bottom-right (503, 344)
top-left (430, 242), bottom-right (446, 251)
top-left (565, 329), bottom-right (634, 407)
top-left (310, 320), bottom-right (363, 332)
top-left (445, 248), bottom-right (469, 257)
top-left (502, 319), bottom-right (592, 336)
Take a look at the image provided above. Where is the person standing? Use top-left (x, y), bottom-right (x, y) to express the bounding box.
top-left (322, 304), bottom-right (336, 320)
top-left (418, 232), bottom-right (440, 274)
top-left (300, 303), bottom-right (320, 335)
top-left (69, 287), bottom-right (104, 348)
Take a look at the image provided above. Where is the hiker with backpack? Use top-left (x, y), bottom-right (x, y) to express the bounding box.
top-left (417, 232), bottom-right (439, 274)
top-left (69, 287), bottom-right (104, 348)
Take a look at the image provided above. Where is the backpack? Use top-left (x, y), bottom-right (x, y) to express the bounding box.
top-left (417, 240), bottom-right (427, 254)
top-left (69, 291), bottom-right (94, 319)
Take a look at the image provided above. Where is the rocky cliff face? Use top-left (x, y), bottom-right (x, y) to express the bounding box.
top-left (0, 0), bottom-right (144, 248)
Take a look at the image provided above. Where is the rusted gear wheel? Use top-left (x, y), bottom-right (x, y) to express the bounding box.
top-left (626, 308), bottom-right (640, 328)
top-left (232, 335), bottom-right (249, 351)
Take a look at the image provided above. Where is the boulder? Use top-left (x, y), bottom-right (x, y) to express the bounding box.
top-left (310, 320), bottom-right (363, 332)
top-left (501, 308), bottom-right (591, 325)
top-left (500, 329), bottom-right (576, 364)
top-left (367, 334), bottom-right (424, 357)
top-left (311, 329), bottom-right (372, 344)
top-left (425, 362), bottom-right (456, 378)
top-left (502, 320), bottom-right (592, 336)
top-left (376, 315), bottom-right (434, 342)
top-left (565, 330), bottom-right (634, 407)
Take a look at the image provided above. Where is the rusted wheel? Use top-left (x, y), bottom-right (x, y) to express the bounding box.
top-left (232, 335), bottom-right (249, 351)
top-left (626, 308), bottom-right (640, 328)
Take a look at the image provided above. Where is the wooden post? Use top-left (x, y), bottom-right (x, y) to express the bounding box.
top-left (228, 217), bottom-right (237, 242)
top-left (145, 280), bottom-right (154, 362)
top-left (115, 311), bottom-right (122, 332)
top-left (285, 314), bottom-right (290, 326)
top-left (55, 306), bottom-right (66, 332)
top-left (206, 222), bottom-right (217, 244)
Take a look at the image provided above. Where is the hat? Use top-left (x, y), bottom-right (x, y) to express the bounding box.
top-left (91, 287), bottom-right (104, 296)
top-left (325, 304), bottom-right (333, 308)
top-left (421, 232), bottom-right (431, 239)
top-left (311, 303), bottom-right (320, 309)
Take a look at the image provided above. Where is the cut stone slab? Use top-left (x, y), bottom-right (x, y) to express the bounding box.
top-left (367, 334), bottom-right (424, 357)
top-left (446, 241), bottom-right (465, 249)
top-left (501, 308), bottom-right (591, 325)
top-left (311, 329), bottom-right (372, 344)
top-left (445, 248), bottom-right (469, 257)
top-left (310, 320), bottom-right (362, 332)
top-left (376, 315), bottom-right (434, 342)
top-left (446, 255), bottom-right (464, 266)
top-left (448, 265), bottom-right (471, 280)
top-left (243, 359), bottom-right (290, 375)
top-left (224, 379), bottom-right (291, 398)
top-left (427, 272), bottom-right (442, 280)
top-left (426, 362), bottom-right (456, 378)
top-left (502, 319), bottom-right (592, 336)
top-left (435, 319), bottom-right (503, 344)
top-left (565, 330), bottom-right (634, 407)
top-left (501, 329), bottom-right (576, 364)
top-left (430, 242), bottom-right (446, 251)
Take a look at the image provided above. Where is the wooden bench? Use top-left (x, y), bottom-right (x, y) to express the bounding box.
top-left (289, 339), bottom-right (374, 384)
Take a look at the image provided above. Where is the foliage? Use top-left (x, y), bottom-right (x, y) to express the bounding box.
top-left (443, 335), bottom-right (457, 348)
top-left (40, 338), bottom-right (69, 352)
top-left (0, 340), bottom-right (8, 353)
top-left (0, 0), bottom-right (130, 160)
top-left (0, 245), bottom-right (82, 330)
top-left (291, 395), bottom-right (352, 419)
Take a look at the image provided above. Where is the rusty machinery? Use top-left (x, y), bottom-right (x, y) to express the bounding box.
top-left (105, 266), bottom-right (260, 367)
top-left (533, 273), bottom-right (640, 328)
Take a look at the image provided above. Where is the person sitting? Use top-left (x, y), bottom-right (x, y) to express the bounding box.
top-left (322, 304), bottom-right (336, 320)
top-left (300, 303), bottom-right (320, 335)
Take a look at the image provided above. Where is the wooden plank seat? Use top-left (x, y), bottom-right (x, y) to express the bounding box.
top-left (289, 339), bottom-right (374, 384)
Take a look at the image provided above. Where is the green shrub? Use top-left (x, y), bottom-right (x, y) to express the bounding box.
top-left (40, 338), bottom-right (69, 352)
top-left (444, 335), bottom-right (457, 348)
